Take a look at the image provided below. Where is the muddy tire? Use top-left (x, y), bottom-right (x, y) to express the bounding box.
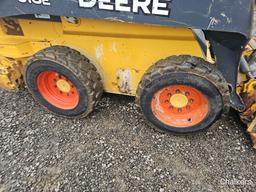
top-left (24, 46), bottom-right (103, 118)
top-left (136, 55), bottom-right (230, 133)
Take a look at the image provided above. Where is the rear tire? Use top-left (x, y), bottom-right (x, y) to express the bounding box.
top-left (136, 55), bottom-right (229, 133)
top-left (24, 46), bottom-right (103, 118)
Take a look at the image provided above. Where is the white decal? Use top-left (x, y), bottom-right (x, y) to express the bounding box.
top-left (79, 0), bottom-right (97, 8)
top-left (18, 0), bottom-right (170, 17)
top-left (152, 0), bottom-right (169, 16)
top-left (133, 0), bottom-right (151, 14)
top-left (99, 0), bottom-right (114, 10)
top-left (116, 0), bottom-right (131, 12)
top-left (78, 0), bottom-right (170, 16)
top-left (18, 0), bottom-right (51, 6)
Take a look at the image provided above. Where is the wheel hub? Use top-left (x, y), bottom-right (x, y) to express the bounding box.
top-left (151, 85), bottom-right (209, 128)
top-left (56, 79), bottom-right (71, 93)
top-left (170, 93), bottom-right (188, 108)
top-left (37, 71), bottom-right (79, 110)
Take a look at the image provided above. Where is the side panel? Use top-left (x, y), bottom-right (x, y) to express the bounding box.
top-left (0, 18), bottom-right (203, 94)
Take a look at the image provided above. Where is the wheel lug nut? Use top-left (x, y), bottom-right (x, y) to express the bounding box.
top-left (185, 92), bottom-right (190, 96)
top-left (167, 93), bottom-right (172, 97)
top-left (189, 99), bottom-right (194, 103)
top-left (178, 108), bottom-right (182, 112)
top-left (186, 105), bottom-right (190, 110)
top-left (165, 100), bottom-right (169, 103)
top-left (176, 89), bottom-right (180, 93)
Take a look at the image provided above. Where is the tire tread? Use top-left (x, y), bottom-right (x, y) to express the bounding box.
top-left (136, 55), bottom-right (230, 133)
top-left (24, 46), bottom-right (103, 118)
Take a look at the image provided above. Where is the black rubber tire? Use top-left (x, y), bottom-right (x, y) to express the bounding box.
top-left (136, 55), bottom-right (230, 134)
top-left (24, 46), bottom-right (103, 118)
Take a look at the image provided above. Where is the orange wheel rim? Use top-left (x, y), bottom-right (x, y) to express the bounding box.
top-left (151, 85), bottom-right (209, 127)
top-left (37, 71), bottom-right (79, 110)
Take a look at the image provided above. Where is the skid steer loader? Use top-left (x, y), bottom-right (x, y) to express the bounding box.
top-left (0, 0), bottom-right (255, 147)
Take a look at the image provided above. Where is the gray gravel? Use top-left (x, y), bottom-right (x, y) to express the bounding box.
top-left (0, 88), bottom-right (255, 192)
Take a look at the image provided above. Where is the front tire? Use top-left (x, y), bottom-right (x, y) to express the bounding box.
top-left (136, 55), bottom-right (229, 133)
top-left (24, 46), bottom-right (103, 118)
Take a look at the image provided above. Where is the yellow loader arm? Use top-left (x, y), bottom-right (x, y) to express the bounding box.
top-left (247, 117), bottom-right (256, 149)
top-left (239, 39), bottom-right (256, 148)
top-left (238, 79), bottom-right (256, 148)
top-left (239, 81), bottom-right (256, 148)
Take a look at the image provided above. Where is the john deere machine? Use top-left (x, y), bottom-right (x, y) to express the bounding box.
top-left (0, 0), bottom-right (255, 147)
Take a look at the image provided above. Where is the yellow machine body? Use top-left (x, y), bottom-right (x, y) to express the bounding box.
top-left (0, 56), bottom-right (23, 90)
top-left (0, 17), bottom-right (202, 94)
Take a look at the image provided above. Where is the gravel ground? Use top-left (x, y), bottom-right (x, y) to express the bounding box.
top-left (0, 88), bottom-right (255, 192)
